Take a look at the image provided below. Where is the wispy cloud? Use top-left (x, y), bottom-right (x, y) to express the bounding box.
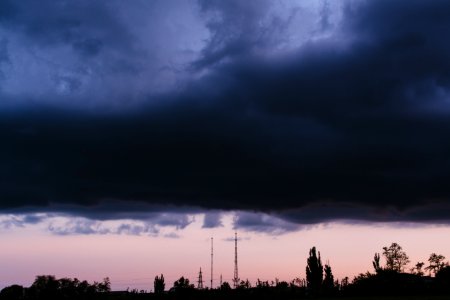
top-left (0, 212), bottom-right (195, 237)
top-left (0, 213), bottom-right (48, 229)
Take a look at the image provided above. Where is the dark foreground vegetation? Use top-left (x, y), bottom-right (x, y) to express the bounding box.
top-left (2, 243), bottom-right (450, 300)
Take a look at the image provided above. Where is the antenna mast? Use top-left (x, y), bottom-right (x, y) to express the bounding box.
top-left (211, 237), bottom-right (214, 289)
top-left (233, 231), bottom-right (239, 288)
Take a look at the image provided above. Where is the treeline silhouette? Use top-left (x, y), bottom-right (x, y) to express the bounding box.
top-left (0, 276), bottom-right (110, 300)
top-left (2, 242), bottom-right (450, 300)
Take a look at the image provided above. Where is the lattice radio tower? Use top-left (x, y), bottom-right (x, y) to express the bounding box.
top-left (233, 231), bottom-right (239, 288)
top-left (197, 267), bottom-right (204, 289)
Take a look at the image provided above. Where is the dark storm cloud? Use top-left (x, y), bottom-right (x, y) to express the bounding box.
top-left (0, 0), bottom-right (200, 107)
top-left (0, 38), bottom-right (9, 80)
top-left (1, 200), bottom-right (196, 229)
top-left (195, 0), bottom-right (271, 68)
top-left (319, 0), bottom-right (332, 32)
top-left (0, 0), bottom-right (130, 57)
top-left (195, 0), bottom-right (301, 69)
top-left (0, 0), bottom-right (16, 21)
top-left (1, 0), bottom-right (450, 224)
top-left (274, 203), bottom-right (450, 225)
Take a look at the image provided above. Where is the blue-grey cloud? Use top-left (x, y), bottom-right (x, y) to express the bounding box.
top-left (0, 0), bottom-right (207, 107)
top-left (0, 213), bottom-right (48, 229)
top-left (222, 235), bottom-right (251, 242)
top-left (48, 219), bottom-right (110, 235)
top-left (202, 212), bottom-right (223, 228)
top-left (233, 212), bottom-right (300, 234)
top-left (164, 232), bottom-right (181, 239)
top-left (0, 211), bottom-right (194, 236)
top-left (0, 38), bottom-right (9, 79)
top-left (45, 216), bottom-right (191, 236)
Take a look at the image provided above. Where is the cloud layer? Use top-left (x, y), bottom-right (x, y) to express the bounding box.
top-left (1, 0), bottom-right (450, 224)
top-left (0, 212), bottom-right (195, 236)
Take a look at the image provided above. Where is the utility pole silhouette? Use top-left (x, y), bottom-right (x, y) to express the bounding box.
top-left (197, 268), bottom-right (204, 289)
top-left (233, 231), bottom-right (239, 288)
top-left (220, 274), bottom-right (222, 287)
top-left (211, 237), bottom-right (213, 289)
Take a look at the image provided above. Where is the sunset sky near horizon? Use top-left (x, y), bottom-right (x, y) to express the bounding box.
top-left (1, 0), bottom-right (450, 292)
top-left (2, 213), bottom-right (450, 291)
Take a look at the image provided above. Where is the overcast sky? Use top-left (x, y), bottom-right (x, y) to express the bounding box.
top-left (2, 0), bottom-right (450, 224)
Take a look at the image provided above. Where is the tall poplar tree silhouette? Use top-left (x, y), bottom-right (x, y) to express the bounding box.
top-left (306, 247), bottom-right (323, 296)
top-left (323, 263), bottom-right (335, 292)
top-left (154, 274), bottom-right (165, 294)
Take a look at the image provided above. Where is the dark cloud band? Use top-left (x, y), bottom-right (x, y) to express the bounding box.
top-left (1, 0), bottom-right (450, 223)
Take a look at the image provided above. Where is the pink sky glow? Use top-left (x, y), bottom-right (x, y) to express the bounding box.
top-left (1, 213), bottom-right (450, 291)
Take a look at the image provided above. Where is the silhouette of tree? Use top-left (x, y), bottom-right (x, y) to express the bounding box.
top-left (22, 275), bottom-right (113, 299)
top-left (0, 284), bottom-right (24, 300)
top-left (220, 281), bottom-right (231, 291)
top-left (426, 253), bottom-right (448, 276)
top-left (340, 276), bottom-right (349, 290)
top-left (372, 253), bottom-right (382, 273)
top-left (154, 274), bottom-right (165, 294)
top-left (436, 265), bottom-right (450, 283)
top-left (382, 242), bottom-right (410, 272)
top-left (237, 279), bottom-right (251, 289)
top-left (323, 263), bottom-right (335, 293)
top-left (29, 275), bottom-right (60, 299)
top-left (275, 280), bottom-right (289, 290)
top-left (256, 279), bottom-right (270, 289)
top-left (289, 277), bottom-right (306, 288)
top-left (57, 277), bottom-right (79, 299)
top-left (410, 262), bottom-right (425, 276)
top-left (173, 276), bottom-right (194, 291)
top-left (97, 277), bottom-right (111, 293)
top-left (77, 280), bottom-right (91, 295)
top-left (306, 246), bottom-right (323, 296)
